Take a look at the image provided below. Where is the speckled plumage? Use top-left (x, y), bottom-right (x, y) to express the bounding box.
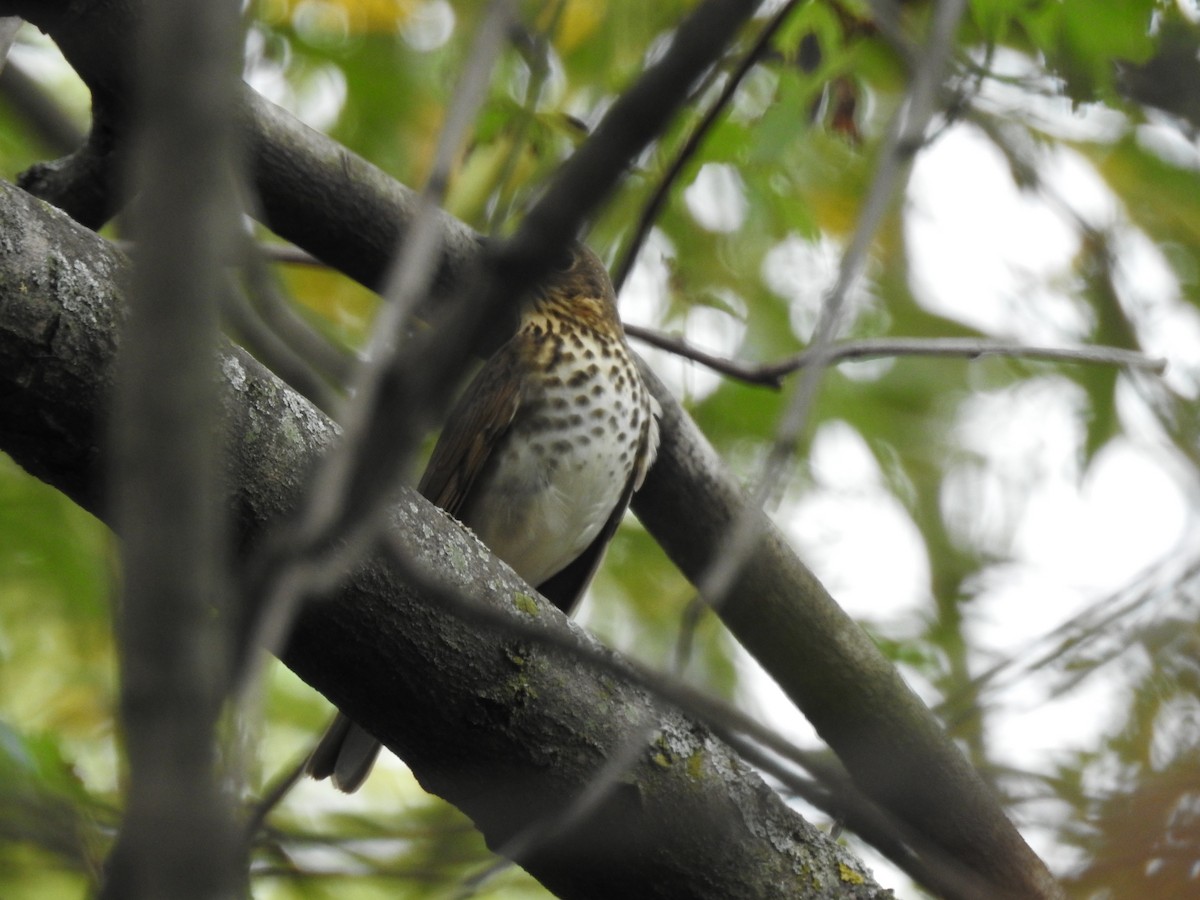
top-left (308, 243), bottom-right (659, 792)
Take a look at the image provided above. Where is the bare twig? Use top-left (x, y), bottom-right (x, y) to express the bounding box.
top-left (255, 242), bottom-right (324, 266)
top-left (235, 249), bottom-right (1166, 396)
top-left (0, 16), bottom-right (20, 72)
top-left (219, 274), bottom-right (344, 415)
top-left (245, 752), bottom-right (311, 839)
top-left (626, 325), bottom-right (1168, 387)
top-left (238, 245), bottom-right (359, 390)
top-left (625, 322), bottom-right (781, 383)
top-left (611, 0), bottom-right (805, 293)
top-left (762, 336), bottom-right (1167, 377)
top-left (115, 235), bottom-right (323, 268)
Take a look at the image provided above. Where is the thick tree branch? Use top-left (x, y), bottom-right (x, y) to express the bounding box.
top-left (0, 179), bottom-right (885, 900)
top-left (99, 2), bottom-right (244, 897)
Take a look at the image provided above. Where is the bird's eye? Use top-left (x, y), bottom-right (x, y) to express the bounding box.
top-left (550, 246), bottom-right (575, 272)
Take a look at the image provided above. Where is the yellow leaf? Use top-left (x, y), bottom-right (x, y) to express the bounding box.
top-left (544, 0), bottom-right (606, 54)
top-left (260, 0), bottom-right (420, 34)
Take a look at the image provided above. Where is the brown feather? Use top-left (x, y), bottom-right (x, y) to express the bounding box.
top-left (417, 338), bottom-right (524, 514)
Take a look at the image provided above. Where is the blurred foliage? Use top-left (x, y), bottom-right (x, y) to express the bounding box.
top-left (2, 0), bottom-right (1200, 897)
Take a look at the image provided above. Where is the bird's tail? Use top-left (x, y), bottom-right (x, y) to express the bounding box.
top-left (306, 712), bottom-right (382, 793)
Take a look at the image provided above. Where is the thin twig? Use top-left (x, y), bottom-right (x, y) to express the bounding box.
top-left (219, 274), bottom-right (344, 415)
top-left (245, 241), bottom-right (324, 267)
top-left (762, 336), bottom-right (1168, 377)
top-left (627, 325), bottom-right (1168, 387)
top-left (611, 0), bottom-right (805, 293)
top-left (239, 245), bottom-right (359, 389)
top-left (244, 752), bottom-right (311, 839)
top-left (485, 1), bottom-right (567, 234)
top-left (625, 322), bottom-right (785, 386)
top-left (114, 235), bottom-right (323, 268)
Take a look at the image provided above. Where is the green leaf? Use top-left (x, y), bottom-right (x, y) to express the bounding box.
top-left (1024, 0), bottom-right (1157, 102)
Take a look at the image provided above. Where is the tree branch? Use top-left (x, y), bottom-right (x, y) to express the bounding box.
top-left (99, 0), bottom-right (244, 896)
top-left (0, 178), bottom-right (885, 900)
top-left (625, 326), bottom-right (1168, 388)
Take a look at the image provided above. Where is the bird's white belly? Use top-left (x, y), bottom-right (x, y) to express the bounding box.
top-left (466, 427), bottom-right (630, 586)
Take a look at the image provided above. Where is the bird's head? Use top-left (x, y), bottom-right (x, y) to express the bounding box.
top-left (525, 242), bottom-right (623, 334)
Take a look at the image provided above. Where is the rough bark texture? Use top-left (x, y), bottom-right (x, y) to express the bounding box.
top-left (0, 181), bottom-right (887, 900)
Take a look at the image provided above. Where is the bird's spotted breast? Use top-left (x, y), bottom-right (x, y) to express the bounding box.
top-left (460, 329), bottom-right (651, 587)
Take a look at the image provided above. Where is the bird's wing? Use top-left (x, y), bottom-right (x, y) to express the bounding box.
top-left (418, 337), bottom-right (523, 516)
top-left (536, 394), bottom-right (661, 614)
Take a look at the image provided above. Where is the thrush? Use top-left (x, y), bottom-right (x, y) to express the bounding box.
top-left (307, 242), bottom-right (660, 792)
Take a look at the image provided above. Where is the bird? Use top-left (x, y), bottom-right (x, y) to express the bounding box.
top-left (306, 241), bottom-right (660, 792)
